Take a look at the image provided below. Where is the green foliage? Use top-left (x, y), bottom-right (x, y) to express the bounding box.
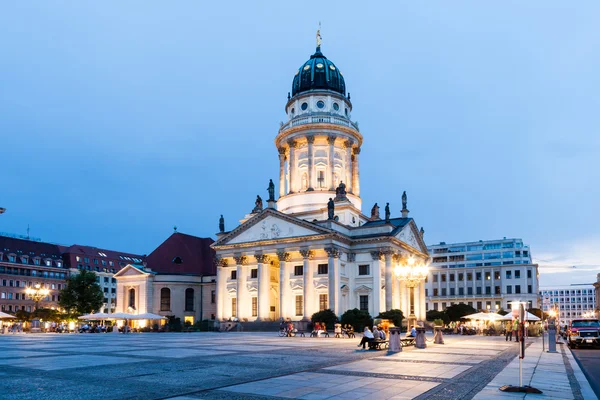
top-left (445, 303), bottom-right (477, 322)
top-left (340, 308), bottom-right (373, 331)
top-left (166, 315), bottom-right (182, 332)
top-left (426, 310), bottom-right (449, 324)
top-left (15, 310), bottom-right (31, 321)
top-left (376, 309), bottom-right (404, 327)
top-left (497, 308), bottom-right (509, 316)
top-left (32, 308), bottom-right (62, 322)
top-left (433, 318), bottom-right (445, 327)
top-left (58, 270), bottom-right (104, 315)
top-left (311, 309), bottom-right (337, 329)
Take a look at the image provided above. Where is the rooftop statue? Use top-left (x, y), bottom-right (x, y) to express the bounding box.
top-left (385, 203), bottom-right (390, 223)
top-left (334, 181), bottom-right (347, 201)
top-left (252, 195), bottom-right (263, 213)
top-left (267, 179), bottom-right (275, 202)
top-left (371, 203), bottom-right (380, 220)
top-left (327, 198), bottom-right (335, 220)
top-left (402, 191), bottom-right (408, 211)
top-left (219, 215), bottom-right (225, 233)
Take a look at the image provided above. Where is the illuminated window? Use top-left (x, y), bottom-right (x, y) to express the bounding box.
top-left (184, 316), bottom-right (194, 325)
top-left (319, 294), bottom-right (328, 311)
top-left (252, 297), bottom-right (258, 317)
top-left (232, 298), bottom-right (237, 318)
top-left (295, 295), bottom-right (303, 316)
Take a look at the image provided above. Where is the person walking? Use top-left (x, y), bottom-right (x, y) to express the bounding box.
top-left (357, 327), bottom-right (374, 349)
top-left (505, 322), bottom-right (513, 341)
top-left (513, 318), bottom-right (520, 342)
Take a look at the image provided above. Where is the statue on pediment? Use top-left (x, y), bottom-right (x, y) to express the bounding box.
top-left (252, 195), bottom-right (263, 213)
top-left (327, 198), bottom-right (335, 220)
top-left (267, 179), bottom-right (275, 202)
top-left (402, 191), bottom-right (408, 211)
top-left (371, 203), bottom-right (380, 220)
top-left (334, 181), bottom-right (347, 201)
top-left (219, 215), bottom-right (225, 233)
top-left (385, 203), bottom-right (390, 223)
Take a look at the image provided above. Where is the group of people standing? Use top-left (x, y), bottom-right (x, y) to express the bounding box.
top-left (357, 325), bottom-right (387, 349)
top-left (505, 318), bottom-right (521, 341)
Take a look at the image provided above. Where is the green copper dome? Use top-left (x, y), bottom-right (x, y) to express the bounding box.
top-left (292, 46), bottom-right (346, 97)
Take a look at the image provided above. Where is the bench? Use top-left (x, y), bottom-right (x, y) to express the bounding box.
top-left (400, 338), bottom-right (415, 347)
top-left (368, 339), bottom-right (389, 350)
top-left (310, 331), bottom-right (330, 337)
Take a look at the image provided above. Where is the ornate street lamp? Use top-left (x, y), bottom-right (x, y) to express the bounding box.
top-left (25, 284), bottom-right (50, 310)
top-left (394, 256), bottom-right (429, 330)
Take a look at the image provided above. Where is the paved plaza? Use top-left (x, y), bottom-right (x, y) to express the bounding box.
top-left (0, 332), bottom-right (592, 400)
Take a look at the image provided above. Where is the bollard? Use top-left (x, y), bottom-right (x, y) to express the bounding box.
top-left (388, 327), bottom-right (402, 353)
top-left (547, 320), bottom-right (557, 353)
top-left (415, 327), bottom-right (427, 349)
top-left (434, 326), bottom-right (444, 344)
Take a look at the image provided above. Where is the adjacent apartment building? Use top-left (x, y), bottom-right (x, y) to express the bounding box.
top-left (0, 235), bottom-right (66, 313)
top-left (539, 283), bottom-right (597, 327)
top-left (425, 238), bottom-right (540, 312)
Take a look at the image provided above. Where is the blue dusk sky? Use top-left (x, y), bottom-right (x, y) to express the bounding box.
top-left (1, 2), bottom-right (598, 286)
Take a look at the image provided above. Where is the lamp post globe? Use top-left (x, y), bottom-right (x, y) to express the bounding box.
top-left (394, 256), bottom-right (429, 331)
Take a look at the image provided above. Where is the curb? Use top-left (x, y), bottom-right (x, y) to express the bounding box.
top-left (564, 346), bottom-right (596, 399)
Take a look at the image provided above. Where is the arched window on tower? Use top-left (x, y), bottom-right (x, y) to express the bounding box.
top-left (160, 288), bottom-right (170, 311)
top-left (185, 288), bottom-right (194, 312)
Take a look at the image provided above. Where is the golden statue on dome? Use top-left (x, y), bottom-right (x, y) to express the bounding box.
top-left (316, 22), bottom-right (322, 48)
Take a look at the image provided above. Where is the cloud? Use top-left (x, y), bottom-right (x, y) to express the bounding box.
top-left (534, 237), bottom-right (600, 285)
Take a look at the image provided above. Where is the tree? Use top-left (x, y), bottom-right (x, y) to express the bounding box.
top-left (58, 270), bottom-right (103, 315)
top-left (426, 310), bottom-right (449, 325)
top-left (376, 309), bottom-right (404, 327)
top-left (528, 308), bottom-right (544, 320)
top-left (311, 309), bottom-right (337, 329)
top-left (32, 308), bottom-right (62, 322)
top-left (341, 308), bottom-right (373, 331)
top-left (15, 310), bottom-right (31, 322)
top-left (445, 303), bottom-right (477, 322)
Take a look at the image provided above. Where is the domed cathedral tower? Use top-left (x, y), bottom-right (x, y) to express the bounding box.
top-left (275, 38), bottom-right (363, 224)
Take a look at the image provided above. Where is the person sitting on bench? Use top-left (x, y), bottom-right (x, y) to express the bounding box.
top-left (357, 327), bottom-right (374, 349)
top-left (407, 326), bottom-right (417, 337)
top-left (378, 325), bottom-right (387, 340)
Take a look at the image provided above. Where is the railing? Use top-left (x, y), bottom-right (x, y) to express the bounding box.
top-left (279, 114), bottom-right (360, 132)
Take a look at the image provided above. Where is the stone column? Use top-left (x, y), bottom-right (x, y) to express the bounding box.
top-left (328, 135), bottom-right (336, 190)
top-left (255, 254), bottom-right (270, 321)
top-left (392, 255), bottom-right (401, 310)
top-left (419, 281), bottom-right (427, 321)
top-left (325, 247), bottom-right (341, 315)
top-left (384, 250), bottom-right (395, 311)
top-left (352, 147), bottom-right (360, 196)
top-left (413, 284), bottom-right (420, 322)
top-left (344, 140), bottom-right (353, 193)
top-left (288, 140), bottom-right (297, 193)
top-left (216, 258), bottom-right (228, 321)
top-left (300, 249), bottom-right (314, 320)
top-left (306, 135), bottom-right (315, 191)
top-left (347, 253), bottom-right (356, 310)
top-left (234, 256), bottom-right (248, 319)
top-left (278, 147), bottom-right (286, 197)
top-left (276, 251), bottom-right (290, 320)
top-left (371, 251), bottom-right (383, 316)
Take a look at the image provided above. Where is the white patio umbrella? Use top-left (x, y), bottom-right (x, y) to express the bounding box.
top-left (498, 312), bottom-right (540, 321)
top-left (462, 312), bottom-right (501, 320)
top-left (77, 312), bottom-right (110, 320)
top-left (105, 312), bottom-right (135, 320)
top-left (0, 311), bottom-right (15, 319)
top-left (129, 313), bottom-right (167, 320)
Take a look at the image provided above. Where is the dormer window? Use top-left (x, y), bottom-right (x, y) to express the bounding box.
top-left (34, 258), bottom-right (40, 265)
top-left (45, 260), bottom-right (51, 267)
top-left (21, 256), bottom-right (28, 264)
top-left (9, 255), bottom-right (16, 263)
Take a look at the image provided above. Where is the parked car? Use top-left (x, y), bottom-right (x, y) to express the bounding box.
top-left (567, 319), bottom-right (600, 348)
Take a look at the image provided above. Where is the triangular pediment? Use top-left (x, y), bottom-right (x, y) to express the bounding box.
top-left (354, 285), bottom-right (372, 293)
top-left (395, 221), bottom-right (428, 254)
top-left (114, 264), bottom-right (154, 278)
top-left (214, 209), bottom-right (332, 246)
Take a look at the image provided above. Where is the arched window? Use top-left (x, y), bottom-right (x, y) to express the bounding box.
top-left (128, 288), bottom-right (135, 309)
top-left (160, 288), bottom-right (171, 311)
top-left (185, 288), bottom-right (194, 312)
